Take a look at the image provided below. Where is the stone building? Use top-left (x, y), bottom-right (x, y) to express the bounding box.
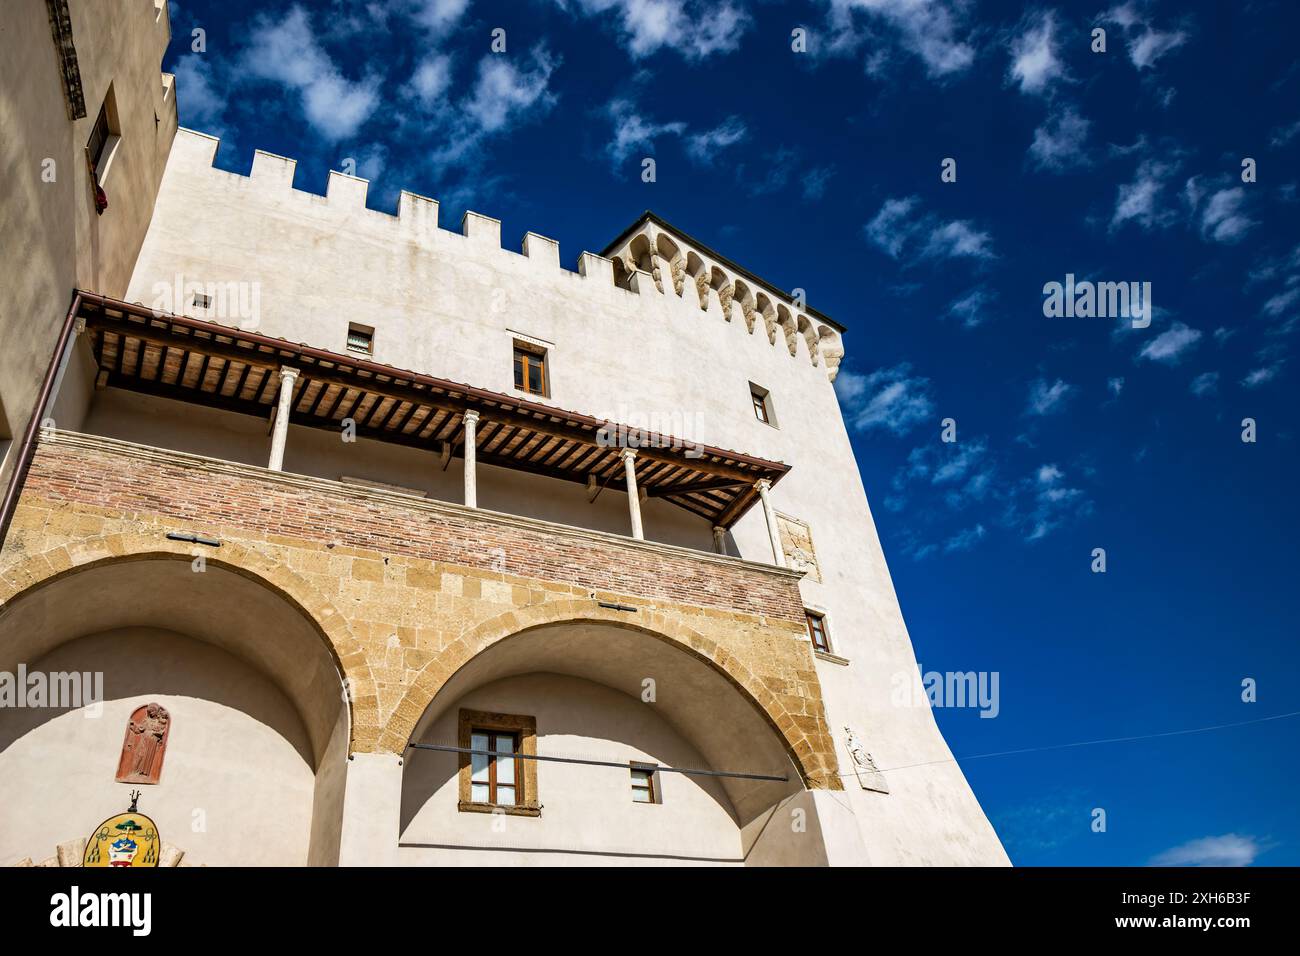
top-left (0, 1), bottom-right (1009, 866)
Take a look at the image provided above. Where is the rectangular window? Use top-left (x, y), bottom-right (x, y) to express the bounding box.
top-left (806, 610), bottom-right (830, 653)
top-left (750, 383), bottom-right (776, 426)
top-left (346, 323), bottom-right (374, 355)
top-left (470, 729), bottom-right (520, 806)
top-left (192, 293), bottom-right (212, 308)
top-left (630, 764), bottom-right (658, 804)
top-left (86, 102), bottom-right (111, 175)
top-left (457, 709), bottom-right (539, 816)
top-left (513, 343), bottom-right (547, 396)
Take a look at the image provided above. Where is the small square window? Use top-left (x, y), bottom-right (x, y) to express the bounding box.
top-left (347, 323), bottom-right (374, 355)
top-left (513, 342), bottom-right (548, 396)
top-left (750, 383), bottom-right (776, 426)
top-left (806, 610), bottom-right (830, 653)
top-left (192, 292), bottom-right (212, 308)
top-left (630, 764), bottom-right (659, 804)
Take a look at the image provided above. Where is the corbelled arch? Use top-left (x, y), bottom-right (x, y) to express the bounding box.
top-left (0, 535), bottom-right (379, 753)
top-left (378, 598), bottom-right (836, 790)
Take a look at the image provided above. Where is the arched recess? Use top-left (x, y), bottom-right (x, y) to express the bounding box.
top-left (0, 546), bottom-right (370, 866)
top-left (755, 293), bottom-right (778, 344)
top-left (655, 234), bottom-right (684, 296)
top-left (395, 611), bottom-right (816, 864)
top-left (732, 280), bottom-right (757, 334)
top-left (709, 267), bottom-right (734, 318)
top-left (685, 252), bottom-right (708, 309)
top-left (797, 314), bottom-right (820, 365)
top-left (627, 234), bottom-right (661, 293)
top-left (776, 305), bottom-right (798, 356)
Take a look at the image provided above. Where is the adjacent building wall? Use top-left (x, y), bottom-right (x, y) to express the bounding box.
top-left (0, 0), bottom-right (176, 495)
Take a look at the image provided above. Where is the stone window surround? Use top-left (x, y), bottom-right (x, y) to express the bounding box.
top-left (457, 708), bottom-right (541, 817)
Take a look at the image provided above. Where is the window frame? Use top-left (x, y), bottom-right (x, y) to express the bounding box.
top-left (85, 85), bottom-right (122, 186)
top-left (457, 708), bottom-right (540, 817)
top-left (346, 322), bottom-right (375, 356)
top-left (749, 382), bottom-right (777, 427)
top-left (630, 763), bottom-right (660, 805)
top-left (805, 610), bottom-right (831, 654)
top-left (513, 342), bottom-right (548, 397)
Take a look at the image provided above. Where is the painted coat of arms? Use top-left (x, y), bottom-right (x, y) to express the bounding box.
top-left (83, 793), bottom-right (161, 867)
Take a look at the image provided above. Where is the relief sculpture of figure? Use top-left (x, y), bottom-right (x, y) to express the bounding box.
top-left (116, 703), bottom-right (171, 784)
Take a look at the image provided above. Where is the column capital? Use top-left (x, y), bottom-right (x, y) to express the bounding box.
top-left (279, 365), bottom-right (300, 383)
top-left (754, 478), bottom-right (772, 493)
top-left (462, 409), bottom-right (481, 427)
top-left (619, 447), bottom-right (638, 462)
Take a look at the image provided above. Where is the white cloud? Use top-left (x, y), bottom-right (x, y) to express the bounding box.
top-left (924, 220), bottom-right (995, 260)
top-left (823, 0), bottom-right (976, 78)
top-left (1197, 187), bottom-right (1256, 244)
top-left (945, 287), bottom-right (996, 328)
top-left (604, 99), bottom-right (687, 163)
top-left (409, 0), bottom-right (471, 32)
top-left (1107, 376), bottom-right (1124, 397)
top-left (172, 54), bottom-right (226, 131)
top-left (1270, 118), bottom-right (1300, 148)
top-left (1138, 321), bottom-right (1201, 364)
top-left (1020, 463), bottom-right (1088, 540)
top-left (943, 524), bottom-right (986, 553)
top-left (464, 50), bottom-right (559, 135)
top-left (1025, 378), bottom-right (1076, 416)
top-left (684, 116), bottom-right (748, 166)
top-left (1110, 158), bottom-right (1178, 232)
top-left (865, 196), bottom-right (994, 263)
top-left (1029, 106), bottom-right (1091, 171)
top-left (563, 0), bottom-right (751, 60)
top-left (1102, 2), bottom-right (1188, 70)
top-left (1151, 834), bottom-right (1263, 867)
top-left (243, 6), bottom-right (379, 141)
top-left (834, 363), bottom-right (935, 435)
top-left (1242, 362), bottom-right (1284, 388)
top-left (1262, 285), bottom-right (1300, 317)
top-left (1008, 11), bottom-right (1067, 96)
top-left (408, 53), bottom-right (454, 108)
top-left (1189, 371), bottom-right (1219, 396)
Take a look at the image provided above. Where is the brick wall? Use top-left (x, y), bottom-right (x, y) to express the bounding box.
top-left (22, 436), bottom-right (805, 623)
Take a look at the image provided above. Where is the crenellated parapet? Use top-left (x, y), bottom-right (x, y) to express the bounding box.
top-left (162, 130), bottom-right (847, 383)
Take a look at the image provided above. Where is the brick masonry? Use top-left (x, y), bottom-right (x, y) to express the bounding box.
top-left (0, 432), bottom-right (841, 789)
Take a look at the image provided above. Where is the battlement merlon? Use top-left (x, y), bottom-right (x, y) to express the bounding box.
top-left (161, 129), bottom-right (846, 381)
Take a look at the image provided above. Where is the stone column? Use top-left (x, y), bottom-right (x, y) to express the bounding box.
top-left (268, 366), bottom-right (299, 472)
top-left (755, 479), bottom-right (785, 567)
top-left (712, 525), bottom-right (728, 555)
top-left (621, 448), bottom-right (644, 540)
top-left (336, 752), bottom-right (403, 866)
top-left (462, 409), bottom-right (480, 508)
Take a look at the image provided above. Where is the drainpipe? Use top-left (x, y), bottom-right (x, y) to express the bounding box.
top-left (0, 291), bottom-right (84, 551)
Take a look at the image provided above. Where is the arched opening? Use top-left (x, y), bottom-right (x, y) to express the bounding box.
top-left (733, 280), bottom-right (757, 334)
top-left (399, 620), bottom-right (806, 865)
top-left (655, 234), bottom-right (684, 296)
top-left (0, 556), bottom-right (349, 866)
top-left (685, 252), bottom-right (708, 310)
top-left (755, 293), bottom-right (777, 344)
top-left (777, 305), bottom-right (798, 356)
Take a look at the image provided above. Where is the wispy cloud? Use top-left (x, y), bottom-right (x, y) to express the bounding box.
top-left (1017, 462), bottom-right (1090, 541)
top-left (1185, 179), bottom-right (1257, 244)
top-left (1008, 11), bottom-right (1068, 96)
top-left (242, 5), bottom-right (381, 141)
top-left (1189, 371), bottom-right (1219, 396)
top-left (560, 0), bottom-right (751, 60)
top-left (945, 287), bottom-right (997, 328)
top-left (172, 54), bottom-right (227, 133)
top-left (865, 196), bottom-right (995, 264)
top-left (1150, 834), bottom-right (1264, 867)
top-left (1242, 362), bottom-right (1284, 389)
top-left (684, 116), bottom-right (748, 166)
top-left (1025, 378), bottom-right (1077, 416)
top-left (1029, 105), bottom-right (1092, 171)
top-left (1138, 321), bottom-right (1202, 364)
top-left (1110, 157), bottom-right (1180, 232)
top-left (834, 363), bottom-right (935, 435)
top-left (818, 0), bottom-right (976, 78)
top-left (1101, 2), bottom-right (1189, 71)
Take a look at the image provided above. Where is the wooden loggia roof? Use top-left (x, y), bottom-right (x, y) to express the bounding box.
top-left (76, 292), bottom-right (789, 527)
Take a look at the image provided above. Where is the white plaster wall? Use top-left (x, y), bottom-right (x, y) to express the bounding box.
top-left (400, 673), bottom-right (743, 865)
top-left (113, 128), bottom-right (1008, 865)
top-left (0, 627), bottom-right (317, 867)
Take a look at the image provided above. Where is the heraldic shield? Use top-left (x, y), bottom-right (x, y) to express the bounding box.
top-left (83, 793), bottom-right (161, 867)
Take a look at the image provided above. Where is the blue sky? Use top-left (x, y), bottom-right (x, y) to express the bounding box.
top-left (162, 0), bottom-right (1300, 866)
